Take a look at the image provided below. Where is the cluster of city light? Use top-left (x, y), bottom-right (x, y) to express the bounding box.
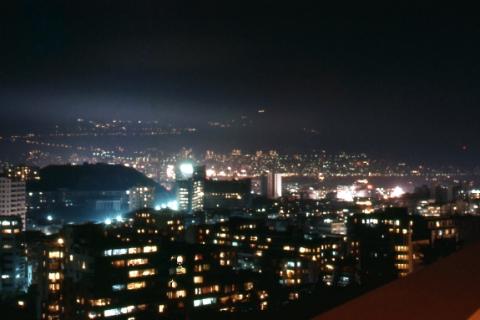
top-left (336, 186), bottom-right (355, 202)
top-left (104, 215), bottom-right (124, 225)
top-left (390, 186), bottom-right (406, 198)
top-left (154, 200), bottom-right (178, 211)
top-left (336, 180), bottom-right (407, 202)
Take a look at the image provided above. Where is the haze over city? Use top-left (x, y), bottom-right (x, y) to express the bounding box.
top-left (2, 2), bottom-right (480, 164)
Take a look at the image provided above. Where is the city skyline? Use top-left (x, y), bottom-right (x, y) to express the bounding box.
top-left (0, 116), bottom-right (477, 167)
top-left (1, 2), bottom-right (480, 319)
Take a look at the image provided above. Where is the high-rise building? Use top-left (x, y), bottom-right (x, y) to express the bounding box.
top-left (176, 163), bottom-right (205, 213)
top-left (0, 177), bottom-right (26, 230)
top-left (0, 215), bottom-right (27, 297)
top-left (348, 208), bottom-right (416, 281)
top-left (260, 173), bottom-right (282, 199)
top-left (204, 179), bottom-right (251, 210)
top-left (43, 235), bottom-right (65, 320)
top-left (128, 186), bottom-right (156, 211)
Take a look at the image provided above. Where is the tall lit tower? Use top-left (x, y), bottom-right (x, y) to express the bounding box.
top-left (175, 163), bottom-right (205, 213)
top-left (260, 173), bottom-right (282, 199)
top-left (0, 176), bottom-right (26, 229)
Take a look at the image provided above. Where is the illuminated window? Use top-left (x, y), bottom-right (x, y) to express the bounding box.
top-left (143, 245), bottom-right (157, 253)
top-left (111, 260), bottom-right (125, 268)
top-left (128, 247), bottom-right (141, 254)
top-left (48, 283), bottom-right (60, 291)
top-left (48, 304), bottom-right (60, 312)
top-left (48, 272), bottom-right (61, 281)
top-left (103, 306), bottom-right (135, 317)
top-left (176, 266), bottom-right (186, 275)
top-left (104, 248), bottom-right (128, 256)
top-left (48, 251), bottom-right (63, 259)
top-left (112, 284), bottom-right (126, 291)
top-left (167, 290), bottom-right (187, 299)
top-left (127, 258), bottom-right (148, 266)
top-left (397, 254), bottom-right (409, 261)
top-left (193, 276), bottom-right (203, 284)
top-left (129, 268), bottom-right (155, 278)
top-left (194, 265), bottom-right (203, 272)
top-left (90, 299), bottom-right (111, 306)
top-left (168, 280), bottom-right (178, 288)
top-left (193, 297), bottom-right (216, 307)
top-left (395, 263), bottom-right (410, 270)
top-left (127, 281), bottom-right (146, 290)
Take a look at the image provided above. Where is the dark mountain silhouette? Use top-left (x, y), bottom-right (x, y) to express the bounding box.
top-left (28, 163), bottom-right (165, 193)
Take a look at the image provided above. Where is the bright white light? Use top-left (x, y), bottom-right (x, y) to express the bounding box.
top-left (167, 200), bottom-right (178, 211)
top-left (105, 218), bottom-right (112, 225)
top-left (179, 163), bottom-right (194, 176)
top-left (154, 205), bottom-right (161, 211)
top-left (391, 186), bottom-right (405, 198)
top-left (206, 168), bottom-right (216, 177)
top-left (337, 186), bottom-right (354, 202)
top-left (46, 215), bottom-right (53, 222)
top-left (116, 215), bottom-right (123, 222)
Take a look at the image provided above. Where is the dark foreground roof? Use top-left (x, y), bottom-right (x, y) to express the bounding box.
top-left (315, 242), bottom-right (480, 320)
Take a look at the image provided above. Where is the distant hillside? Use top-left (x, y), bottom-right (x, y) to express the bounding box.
top-left (28, 163), bottom-right (163, 192)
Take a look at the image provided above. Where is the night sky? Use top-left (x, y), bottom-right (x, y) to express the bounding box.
top-left (1, 2), bottom-right (479, 163)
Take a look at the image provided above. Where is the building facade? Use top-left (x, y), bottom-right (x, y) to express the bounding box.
top-left (176, 163), bottom-right (205, 213)
top-left (260, 173), bottom-right (282, 199)
top-left (128, 186), bottom-right (155, 211)
top-left (0, 177), bottom-right (26, 230)
top-left (0, 215), bottom-right (27, 298)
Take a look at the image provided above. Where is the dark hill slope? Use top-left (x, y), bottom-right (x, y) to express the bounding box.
top-left (28, 163), bottom-right (164, 192)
